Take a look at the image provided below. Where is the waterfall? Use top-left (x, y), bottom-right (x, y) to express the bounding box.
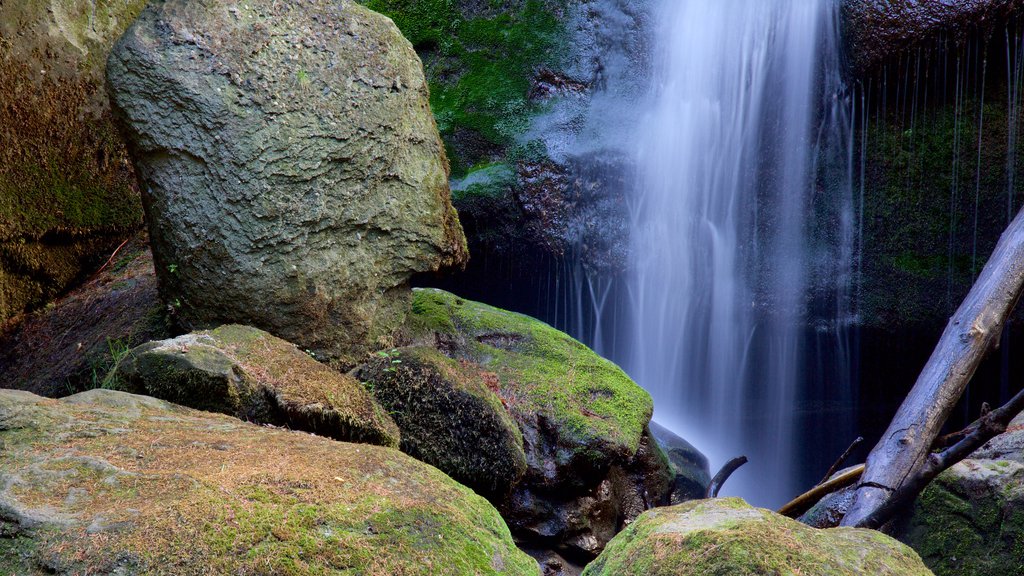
top-left (628, 0), bottom-right (853, 506)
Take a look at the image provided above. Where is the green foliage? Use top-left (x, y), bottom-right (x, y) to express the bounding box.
top-left (89, 337), bottom-right (132, 390)
top-left (360, 0), bottom-right (567, 175)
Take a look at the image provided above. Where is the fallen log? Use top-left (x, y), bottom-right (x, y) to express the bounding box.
top-left (841, 207), bottom-right (1024, 527)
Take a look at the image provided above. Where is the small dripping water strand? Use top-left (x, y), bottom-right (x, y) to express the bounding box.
top-left (948, 51), bottom-right (963, 309)
top-left (972, 41), bottom-right (988, 280)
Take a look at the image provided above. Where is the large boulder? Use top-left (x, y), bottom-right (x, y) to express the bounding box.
top-left (120, 324), bottom-right (401, 448)
top-left (0, 0), bottom-right (146, 324)
top-left (0, 235), bottom-right (168, 396)
top-left (583, 498), bottom-right (934, 576)
top-left (353, 345), bottom-right (527, 497)
top-left (0, 389), bottom-right (538, 575)
top-left (106, 0), bottom-right (468, 364)
top-left (893, 413), bottom-right (1024, 576)
top-left (398, 288), bottom-right (677, 558)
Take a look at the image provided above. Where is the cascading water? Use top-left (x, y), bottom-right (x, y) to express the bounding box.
top-left (628, 0), bottom-right (854, 506)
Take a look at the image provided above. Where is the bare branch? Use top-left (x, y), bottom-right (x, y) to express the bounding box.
top-left (706, 456), bottom-right (748, 498)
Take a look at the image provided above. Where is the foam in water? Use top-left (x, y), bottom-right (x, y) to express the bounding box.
top-left (628, 0), bottom-right (852, 506)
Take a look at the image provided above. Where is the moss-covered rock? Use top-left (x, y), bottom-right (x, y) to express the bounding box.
top-left (406, 288), bottom-right (651, 479)
top-left (0, 0), bottom-right (146, 324)
top-left (402, 288), bottom-right (674, 557)
top-left (0, 234), bottom-right (168, 396)
top-left (583, 498), bottom-right (933, 576)
top-left (120, 325), bottom-right (401, 448)
top-left (896, 459), bottom-right (1024, 576)
top-left (353, 345), bottom-right (528, 496)
top-left (0, 389), bottom-right (538, 575)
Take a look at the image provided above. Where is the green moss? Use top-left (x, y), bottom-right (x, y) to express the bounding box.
top-left (355, 346), bottom-right (527, 497)
top-left (407, 288), bottom-right (652, 465)
top-left (862, 96), bottom-right (1023, 327)
top-left (360, 0), bottom-right (567, 176)
top-left (584, 498), bottom-right (932, 576)
top-left (903, 464), bottom-right (1024, 576)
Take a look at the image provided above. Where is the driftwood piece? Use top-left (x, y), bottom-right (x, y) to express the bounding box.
top-left (778, 465), bottom-right (864, 519)
top-left (706, 456), bottom-right (748, 498)
top-left (854, 385), bottom-right (1024, 529)
top-left (842, 207), bottom-right (1024, 527)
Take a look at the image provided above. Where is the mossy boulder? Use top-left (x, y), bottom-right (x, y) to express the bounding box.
top-left (354, 346), bottom-right (527, 497)
top-left (406, 288), bottom-right (651, 472)
top-left (0, 389), bottom-right (539, 575)
top-left (402, 288), bottom-right (675, 557)
top-left (0, 0), bottom-right (147, 324)
top-left (894, 414), bottom-right (1024, 576)
top-left (120, 325), bottom-right (400, 448)
top-left (583, 498), bottom-right (933, 576)
top-left (0, 235), bottom-right (168, 396)
top-left (107, 0), bottom-right (467, 364)
top-left (896, 459), bottom-right (1024, 576)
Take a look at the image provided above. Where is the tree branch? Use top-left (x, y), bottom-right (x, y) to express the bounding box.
top-left (706, 456), bottom-right (748, 498)
top-left (778, 464), bottom-right (864, 518)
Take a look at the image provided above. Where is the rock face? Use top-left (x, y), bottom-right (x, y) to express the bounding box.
top-left (843, 0), bottom-right (1020, 74)
top-left (0, 0), bottom-right (146, 324)
top-left (0, 389), bottom-right (538, 575)
top-left (121, 325), bottom-right (401, 448)
top-left (584, 498), bottom-right (934, 576)
top-left (106, 0), bottom-right (468, 363)
top-left (894, 413), bottom-right (1024, 576)
top-left (649, 422), bottom-right (711, 503)
top-left (353, 345), bottom-right (527, 497)
top-left (0, 235), bottom-right (168, 396)
top-left (396, 288), bottom-right (678, 559)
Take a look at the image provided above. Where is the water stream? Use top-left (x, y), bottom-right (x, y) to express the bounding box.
top-left (627, 0), bottom-right (854, 506)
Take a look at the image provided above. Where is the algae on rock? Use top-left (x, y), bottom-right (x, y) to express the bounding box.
top-left (0, 389), bottom-right (539, 575)
top-left (354, 345), bottom-right (528, 497)
top-left (121, 325), bottom-right (401, 448)
top-left (0, 0), bottom-right (147, 324)
top-left (584, 498), bottom-right (934, 576)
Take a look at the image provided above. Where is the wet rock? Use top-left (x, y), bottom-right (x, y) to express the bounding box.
top-left (584, 497), bottom-right (934, 576)
top-left (844, 0), bottom-right (1021, 74)
top-left (107, 0), bottom-right (467, 364)
top-left (648, 422), bottom-right (712, 503)
top-left (0, 389), bottom-right (538, 575)
top-left (121, 325), bottom-right (400, 448)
